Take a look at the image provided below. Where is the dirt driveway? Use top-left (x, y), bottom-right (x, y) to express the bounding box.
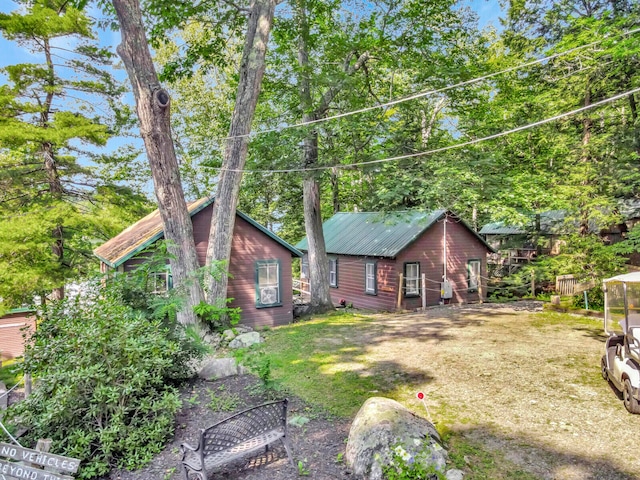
top-left (357, 302), bottom-right (640, 480)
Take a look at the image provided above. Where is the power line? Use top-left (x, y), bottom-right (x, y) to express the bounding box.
top-left (214, 85), bottom-right (640, 174)
top-left (188, 26), bottom-right (640, 145)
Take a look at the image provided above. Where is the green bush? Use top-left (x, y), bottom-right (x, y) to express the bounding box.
top-left (4, 280), bottom-right (197, 479)
top-left (572, 285), bottom-right (604, 311)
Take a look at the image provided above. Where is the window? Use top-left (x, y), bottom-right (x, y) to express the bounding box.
top-left (365, 262), bottom-right (377, 295)
top-left (404, 262), bottom-right (420, 297)
top-left (148, 268), bottom-right (172, 294)
top-left (329, 258), bottom-right (338, 287)
top-left (467, 259), bottom-right (481, 292)
top-left (256, 260), bottom-right (281, 307)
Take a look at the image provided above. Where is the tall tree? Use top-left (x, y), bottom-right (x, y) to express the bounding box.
top-left (205, 0), bottom-right (277, 307)
top-left (110, 0), bottom-right (206, 327)
top-left (0, 0), bottom-right (150, 308)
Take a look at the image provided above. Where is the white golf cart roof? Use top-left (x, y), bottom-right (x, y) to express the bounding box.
top-left (604, 272), bottom-right (640, 335)
top-left (604, 272), bottom-right (640, 284)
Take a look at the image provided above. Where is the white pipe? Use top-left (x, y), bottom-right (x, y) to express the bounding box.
top-left (443, 213), bottom-right (448, 281)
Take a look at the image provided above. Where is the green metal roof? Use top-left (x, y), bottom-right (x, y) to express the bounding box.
top-left (296, 210), bottom-right (493, 257)
top-left (478, 222), bottom-right (526, 235)
top-left (480, 210), bottom-right (570, 236)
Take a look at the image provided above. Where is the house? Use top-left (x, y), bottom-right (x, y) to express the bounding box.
top-left (94, 197), bottom-right (302, 328)
top-left (481, 202), bottom-right (640, 271)
top-left (295, 210), bottom-right (494, 311)
top-left (0, 307), bottom-right (35, 361)
top-left (479, 210), bottom-right (565, 267)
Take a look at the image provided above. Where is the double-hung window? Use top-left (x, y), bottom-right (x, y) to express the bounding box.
top-left (329, 258), bottom-right (338, 287)
top-left (365, 262), bottom-right (377, 295)
top-left (404, 262), bottom-right (420, 297)
top-left (467, 259), bottom-right (481, 292)
top-left (256, 260), bottom-right (281, 307)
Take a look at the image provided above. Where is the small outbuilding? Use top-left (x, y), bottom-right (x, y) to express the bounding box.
top-left (295, 210), bottom-right (494, 311)
top-left (94, 197), bottom-right (302, 328)
top-left (0, 307), bottom-right (36, 361)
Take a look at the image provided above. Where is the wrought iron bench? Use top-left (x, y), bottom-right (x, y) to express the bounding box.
top-left (180, 399), bottom-right (294, 479)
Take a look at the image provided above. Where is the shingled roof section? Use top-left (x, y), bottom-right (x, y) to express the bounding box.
top-left (296, 210), bottom-right (494, 258)
top-left (94, 197), bottom-right (214, 268)
top-left (94, 198), bottom-right (302, 269)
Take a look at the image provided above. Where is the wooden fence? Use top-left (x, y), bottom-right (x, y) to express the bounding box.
top-left (555, 274), bottom-right (596, 296)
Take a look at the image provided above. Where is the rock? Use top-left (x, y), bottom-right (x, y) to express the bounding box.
top-left (228, 331), bottom-right (262, 349)
top-left (202, 332), bottom-right (222, 349)
top-left (346, 397), bottom-right (446, 480)
top-left (198, 357), bottom-right (247, 380)
top-left (445, 469), bottom-right (465, 480)
top-left (294, 304), bottom-right (310, 318)
top-left (222, 329), bottom-right (237, 342)
top-left (551, 295), bottom-right (561, 305)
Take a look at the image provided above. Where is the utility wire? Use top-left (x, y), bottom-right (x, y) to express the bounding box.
top-left (192, 26), bottom-right (640, 145)
top-left (215, 85), bottom-right (640, 174)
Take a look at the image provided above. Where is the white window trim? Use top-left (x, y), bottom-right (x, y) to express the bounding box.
top-left (365, 262), bottom-right (377, 295)
top-left (405, 262), bottom-right (420, 297)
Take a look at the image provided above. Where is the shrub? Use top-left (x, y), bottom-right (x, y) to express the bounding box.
top-left (4, 280), bottom-right (197, 479)
top-left (572, 284), bottom-right (605, 311)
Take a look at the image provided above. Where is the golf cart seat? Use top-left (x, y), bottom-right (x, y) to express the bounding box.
top-left (627, 327), bottom-right (640, 362)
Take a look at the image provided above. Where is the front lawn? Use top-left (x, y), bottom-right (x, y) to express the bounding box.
top-left (245, 305), bottom-right (639, 479)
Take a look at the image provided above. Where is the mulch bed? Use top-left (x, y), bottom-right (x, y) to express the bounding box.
top-left (105, 374), bottom-right (353, 480)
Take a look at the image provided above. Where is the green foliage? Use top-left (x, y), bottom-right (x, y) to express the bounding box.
top-left (572, 285), bottom-right (605, 311)
top-left (234, 348), bottom-right (281, 397)
top-left (193, 300), bottom-right (241, 332)
top-left (0, 1), bottom-right (149, 306)
top-left (297, 459), bottom-right (310, 476)
top-left (613, 225), bottom-right (640, 256)
top-left (3, 275), bottom-right (204, 479)
top-left (206, 386), bottom-right (240, 412)
top-left (380, 443), bottom-right (445, 480)
top-left (0, 359), bottom-right (21, 389)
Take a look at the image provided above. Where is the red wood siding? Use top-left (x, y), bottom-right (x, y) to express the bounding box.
top-left (164, 204), bottom-right (295, 328)
top-left (328, 256), bottom-right (398, 311)
top-left (397, 219), bottom-right (488, 307)
top-left (326, 218), bottom-right (489, 312)
top-left (0, 311), bottom-right (35, 361)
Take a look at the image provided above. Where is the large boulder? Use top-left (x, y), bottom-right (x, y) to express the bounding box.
top-left (346, 397), bottom-right (447, 480)
top-left (228, 331), bottom-right (262, 349)
top-left (198, 357), bottom-right (247, 380)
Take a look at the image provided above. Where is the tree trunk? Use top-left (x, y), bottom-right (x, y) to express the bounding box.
top-left (42, 39), bottom-right (65, 301)
top-left (295, 0), bottom-right (333, 312)
top-left (206, 0), bottom-right (276, 306)
top-left (331, 167), bottom-right (340, 214)
top-left (303, 174), bottom-right (333, 311)
top-left (112, 0), bottom-right (205, 327)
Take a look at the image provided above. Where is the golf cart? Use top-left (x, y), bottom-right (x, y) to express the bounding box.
top-left (601, 272), bottom-right (640, 414)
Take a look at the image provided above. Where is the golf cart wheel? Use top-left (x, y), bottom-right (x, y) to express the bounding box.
top-left (623, 378), bottom-right (640, 414)
top-left (601, 355), bottom-right (608, 381)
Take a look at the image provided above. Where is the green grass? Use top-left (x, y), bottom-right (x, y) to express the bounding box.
top-left (245, 309), bottom-right (605, 479)
top-left (0, 359), bottom-right (22, 388)
top-left (248, 312), bottom-right (389, 417)
top-left (530, 310), bottom-right (602, 329)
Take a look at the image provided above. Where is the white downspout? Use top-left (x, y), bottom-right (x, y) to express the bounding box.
top-left (443, 213), bottom-right (448, 282)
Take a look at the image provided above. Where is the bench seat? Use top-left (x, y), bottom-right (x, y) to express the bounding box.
top-left (181, 399), bottom-right (293, 480)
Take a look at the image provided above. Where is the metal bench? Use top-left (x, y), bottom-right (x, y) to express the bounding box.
top-left (180, 399), bottom-right (294, 479)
